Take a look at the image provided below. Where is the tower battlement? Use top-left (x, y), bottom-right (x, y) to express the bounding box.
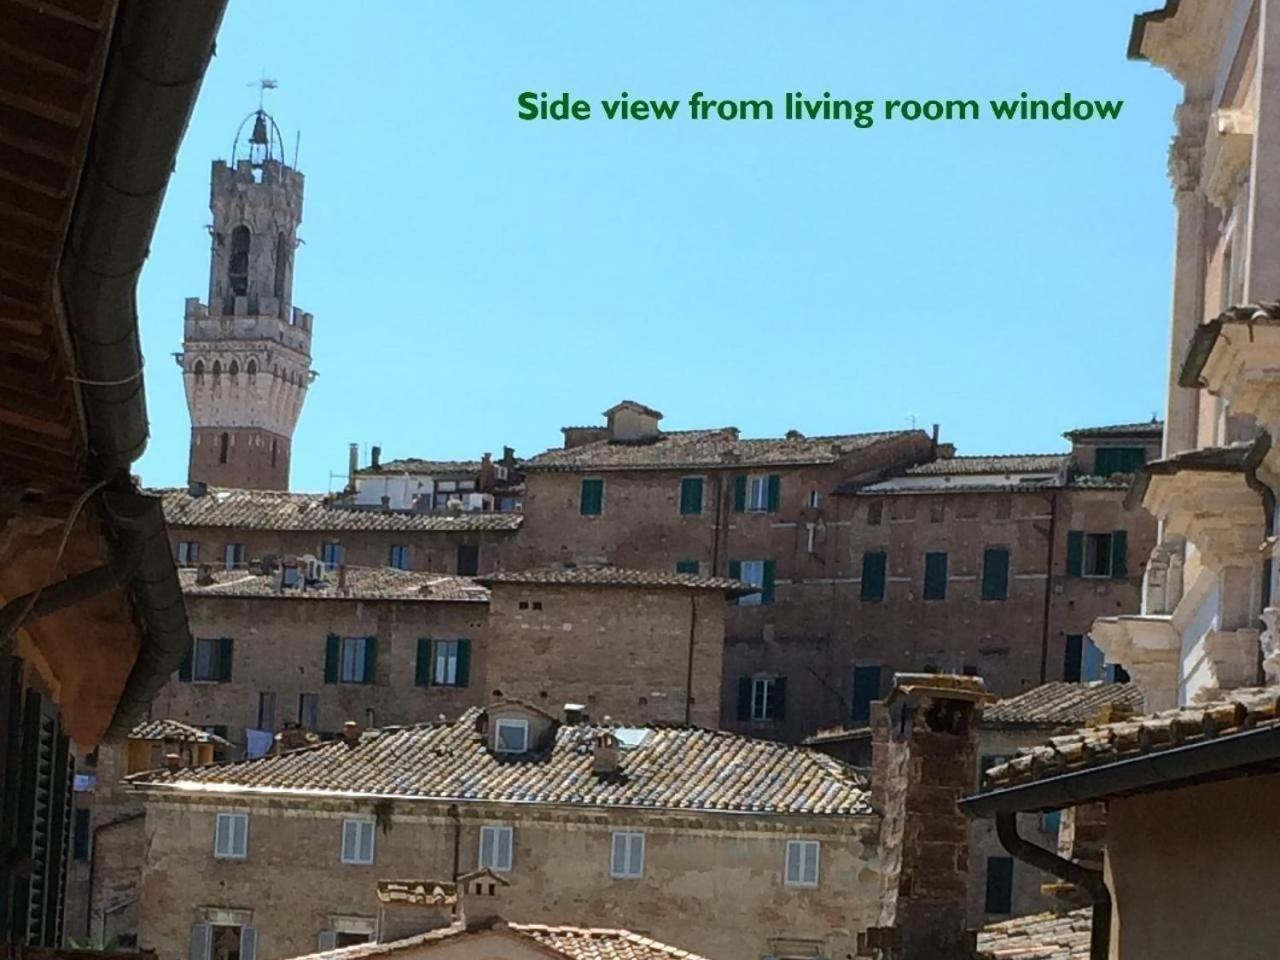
top-left (182, 108), bottom-right (314, 491)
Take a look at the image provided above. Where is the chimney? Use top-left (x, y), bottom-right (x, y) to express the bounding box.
top-left (502, 446), bottom-right (515, 468)
top-left (446, 498), bottom-right (464, 517)
top-left (861, 673), bottom-right (987, 960)
top-left (479, 452), bottom-right (494, 492)
top-left (195, 563), bottom-right (214, 586)
top-left (563, 703), bottom-right (587, 725)
top-left (380, 494), bottom-right (391, 512)
top-left (164, 752), bottom-right (181, 773)
top-left (456, 869), bottom-right (509, 930)
top-left (187, 480), bottom-right (208, 498)
top-left (371, 445), bottom-right (381, 470)
top-left (592, 728), bottom-right (620, 776)
top-left (337, 564), bottom-right (348, 594)
top-left (376, 879), bottom-right (462, 940)
top-left (930, 423), bottom-right (940, 456)
top-left (347, 442), bottom-right (359, 491)
top-left (343, 720), bottom-right (360, 748)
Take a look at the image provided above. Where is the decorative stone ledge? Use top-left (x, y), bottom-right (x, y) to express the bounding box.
top-left (1189, 629), bottom-right (1263, 701)
top-left (1090, 615), bottom-right (1178, 712)
top-left (1201, 107), bottom-right (1254, 209)
top-left (1180, 306), bottom-right (1280, 438)
top-left (1260, 607), bottom-right (1280, 685)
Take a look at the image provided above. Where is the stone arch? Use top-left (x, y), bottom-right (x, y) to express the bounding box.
top-left (211, 359), bottom-right (222, 382)
top-left (246, 358), bottom-right (257, 377)
top-left (229, 359), bottom-right (239, 378)
top-left (193, 359), bottom-right (205, 381)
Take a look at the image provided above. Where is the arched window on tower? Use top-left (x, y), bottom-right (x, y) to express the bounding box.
top-left (228, 226), bottom-right (251, 296)
top-left (193, 359), bottom-right (204, 382)
top-left (229, 359), bottom-right (239, 379)
top-left (246, 358), bottom-right (257, 379)
top-left (212, 359), bottom-right (221, 382)
top-left (219, 432), bottom-right (230, 464)
top-left (273, 232), bottom-right (290, 301)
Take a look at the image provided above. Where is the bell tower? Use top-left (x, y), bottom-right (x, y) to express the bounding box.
top-left (177, 107), bottom-right (315, 490)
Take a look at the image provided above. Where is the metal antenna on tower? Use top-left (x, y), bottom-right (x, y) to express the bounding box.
top-left (248, 72), bottom-right (278, 110)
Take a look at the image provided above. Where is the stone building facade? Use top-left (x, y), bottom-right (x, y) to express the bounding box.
top-left (127, 700), bottom-right (884, 960)
top-left (178, 109), bottom-right (314, 491)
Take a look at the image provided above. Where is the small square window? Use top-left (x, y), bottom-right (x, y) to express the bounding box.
top-left (866, 502), bottom-right (883, 526)
top-left (339, 637), bottom-right (370, 684)
top-left (388, 545), bottom-right (410, 570)
top-left (532, 601), bottom-right (543, 611)
top-left (738, 560), bottom-right (766, 607)
top-left (214, 812), bottom-right (248, 860)
top-left (494, 719), bottom-right (529, 754)
top-left (340, 818), bottom-right (375, 865)
top-left (610, 831), bottom-right (645, 879)
top-left (519, 601), bottom-right (529, 610)
top-left (751, 676), bottom-right (778, 721)
top-left (177, 541), bottom-right (200, 566)
top-left (747, 476), bottom-right (770, 512)
top-left (784, 840), bottom-right (820, 887)
top-left (192, 638), bottom-right (232, 683)
top-left (1083, 533), bottom-right (1113, 578)
top-left (479, 825), bottom-right (513, 872)
top-left (224, 543), bottom-right (245, 571)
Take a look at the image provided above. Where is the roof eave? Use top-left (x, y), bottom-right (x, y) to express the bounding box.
top-left (1128, 0), bottom-right (1180, 61)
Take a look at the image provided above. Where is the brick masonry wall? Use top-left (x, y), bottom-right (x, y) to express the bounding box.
top-left (190, 428), bottom-right (291, 491)
top-left (484, 584), bottom-right (725, 727)
top-left (137, 797), bottom-right (881, 960)
top-left (149, 595), bottom-right (489, 742)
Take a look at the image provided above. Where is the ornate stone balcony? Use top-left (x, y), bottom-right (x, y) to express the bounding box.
top-left (1180, 305), bottom-right (1280, 437)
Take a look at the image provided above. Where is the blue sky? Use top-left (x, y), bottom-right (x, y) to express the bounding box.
top-left (134, 1), bottom-right (1182, 492)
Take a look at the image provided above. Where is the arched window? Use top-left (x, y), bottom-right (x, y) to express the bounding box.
top-left (246, 358), bottom-right (257, 377)
top-left (211, 359), bottom-right (221, 382)
top-left (193, 359), bottom-right (205, 381)
top-left (273, 232), bottom-right (290, 299)
top-left (271, 439), bottom-right (278, 468)
top-left (228, 226), bottom-right (251, 296)
top-left (218, 432), bottom-right (229, 464)
top-left (229, 359), bottom-right (239, 378)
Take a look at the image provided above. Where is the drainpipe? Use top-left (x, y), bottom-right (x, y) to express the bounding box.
top-left (685, 595), bottom-right (698, 725)
top-left (448, 803), bottom-right (461, 880)
top-left (1038, 489), bottom-right (1060, 684)
top-left (996, 813), bottom-right (1110, 960)
top-left (1244, 434), bottom-right (1275, 681)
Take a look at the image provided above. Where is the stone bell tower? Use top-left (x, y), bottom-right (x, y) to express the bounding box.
top-left (177, 108), bottom-right (314, 490)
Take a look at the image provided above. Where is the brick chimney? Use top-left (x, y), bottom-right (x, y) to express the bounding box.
top-left (860, 673), bottom-right (988, 960)
top-left (456, 868), bottom-right (510, 930)
top-left (347, 442), bottom-right (358, 491)
top-left (592, 729), bottom-right (620, 776)
top-left (479, 452), bottom-right (494, 492)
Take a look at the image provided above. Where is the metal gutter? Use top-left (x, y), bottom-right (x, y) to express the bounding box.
top-left (958, 721), bottom-right (1280, 818)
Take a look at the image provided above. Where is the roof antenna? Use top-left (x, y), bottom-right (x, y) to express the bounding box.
top-left (248, 71), bottom-right (278, 111)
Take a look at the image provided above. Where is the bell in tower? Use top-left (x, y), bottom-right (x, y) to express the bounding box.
top-left (176, 104), bottom-right (316, 492)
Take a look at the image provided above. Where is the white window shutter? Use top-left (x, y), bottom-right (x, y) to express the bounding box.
top-left (610, 833), bottom-right (627, 876)
top-left (342, 821), bottom-right (357, 862)
top-left (190, 923), bottom-right (211, 960)
top-left (240, 925), bottom-right (258, 960)
top-left (317, 930), bottom-right (337, 952)
top-left (498, 827), bottom-right (512, 870)
top-left (785, 842), bottom-right (800, 884)
top-left (629, 833), bottom-right (644, 876)
top-left (480, 827), bottom-right (495, 868)
top-left (234, 814), bottom-right (248, 857)
top-left (807, 842), bottom-right (820, 885)
top-left (361, 821), bottom-right (375, 863)
top-left (213, 816), bottom-right (227, 857)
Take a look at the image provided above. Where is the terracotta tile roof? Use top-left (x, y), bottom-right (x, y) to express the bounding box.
top-left (523, 429), bottom-right (922, 472)
top-left (983, 683), bottom-right (1145, 729)
top-left (903, 454), bottom-right (1068, 477)
top-left (127, 708), bottom-right (871, 815)
top-left (1062, 420), bottom-right (1163, 440)
top-left (129, 719), bottom-right (231, 747)
top-left (982, 686), bottom-right (1280, 792)
top-left (976, 909), bottom-right (1091, 960)
top-left (475, 567), bottom-right (754, 597)
top-left (178, 567), bottom-right (490, 603)
top-left (155, 488), bottom-right (523, 533)
top-left (355, 459), bottom-right (483, 477)
top-left (284, 922), bottom-right (712, 960)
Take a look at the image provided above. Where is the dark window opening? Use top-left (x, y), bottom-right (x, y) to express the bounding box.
top-left (229, 226), bottom-right (251, 296)
top-left (218, 432), bottom-right (229, 464)
top-left (73, 808), bottom-right (91, 861)
top-left (457, 543), bottom-right (479, 576)
top-left (273, 231), bottom-right (290, 300)
top-left (851, 664), bottom-right (882, 725)
top-left (860, 551), bottom-right (887, 602)
top-left (985, 856), bottom-right (1014, 914)
top-left (866, 501), bottom-right (883, 526)
top-left (981, 547), bottom-right (1010, 601)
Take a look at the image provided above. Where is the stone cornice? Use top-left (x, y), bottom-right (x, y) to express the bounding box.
top-left (1143, 469), bottom-right (1265, 568)
top-left (1090, 615), bottom-right (1179, 712)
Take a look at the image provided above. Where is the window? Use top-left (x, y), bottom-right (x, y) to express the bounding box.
top-left (808, 489), bottom-right (822, 509)
top-left (985, 856), bottom-right (1014, 914)
top-left (675, 560), bottom-right (699, 575)
top-left (388, 545), bottom-right (410, 570)
top-left (218, 431), bottom-right (229, 464)
top-left (738, 675), bottom-right (786, 722)
top-left (1042, 810), bottom-right (1062, 834)
top-left (784, 840), bottom-right (820, 887)
top-left (1094, 446), bottom-right (1147, 477)
top-left (326, 636), bottom-right (377, 685)
top-left (851, 665), bottom-right (881, 726)
top-left (73, 808), bottom-right (91, 861)
top-left (257, 692), bottom-right (277, 732)
top-left (270, 438), bottom-right (278, 468)
top-left (729, 559), bottom-right (774, 605)
top-left (228, 225), bottom-right (251, 296)
top-left (177, 541), bottom-right (200, 566)
top-left (340, 818), bottom-right (375, 865)
top-left (190, 923), bottom-right (257, 960)
top-left (479, 825), bottom-right (513, 872)
top-left (748, 475), bottom-right (772, 512)
top-left (1066, 634), bottom-right (1125, 683)
top-left (456, 543), bottom-right (479, 576)
top-left (929, 502), bottom-right (945, 523)
top-left (224, 543), bottom-right (245, 570)
top-left (679, 477), bottom-right (704, 515)
top-left (610, 831), bottom-right (645, 879)
top-left (273, 231), bottom-right (290, 298)
top-left (580, 478), bottom-right (604, 516)
top-left (321, 541), bottom-right (344, 569)
top-left (494, 719), bottom-right (529, 753)
top-left (298, 693), bottom-right (319, 729)
top-left (416, 638), bottom-right (471, 687)
top-left (181, 638), bottom-right (233, 683)
top-left (923, 551), bottom-right (948, 601)
top-left (981, 547), bottom-right (1009, 601)
top-left (866, 501), bottom-right (883, 526)
top-left (733, 474), bottom-right (780, 513)
top-left (214, 812), bottom-right (249, 860)
top-left (1066, 530), bottom-right (1127, 579)
top-left (860, 551), bottom-right (887, 602)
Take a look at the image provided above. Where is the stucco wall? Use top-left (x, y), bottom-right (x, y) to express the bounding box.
top-left (137, 797), bottom-right (881, 960)
top-left (1106, 773), bottom-right (1280, 959)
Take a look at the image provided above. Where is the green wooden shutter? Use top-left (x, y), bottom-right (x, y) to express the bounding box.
top-left (680, 477), bottom-right (703, 515)
top-left (860, 552), bottom-right (886, 601)
top-left (985, 856), bottom-right (1014, 914)
top-left (1110, 530), bottom-right (1128, 578)
top-left (982, 548), bottom-right (1010, 601)
top-left (363, 637), bottom-right (378, 685)
top-left (732, 475), bottom-right (747, 512)
top-left (580, 478), bottom-right (604, 516)
top-left (1066, 531), bottom-right (1084, 577)
top-left (773, 676), bottom-right (787, 720)
top-left (736, 676), bottom-right (752, 722)
top-left (728, 560), bottom-right (741, 579)
top-left (675, 560), bottom-right (699, 575)
top-left (766, 474), bottom-right (781, 513)
top-left (219, 638), bottom-right (234, 682)
top-left (324, 634), bottom-right (340, 684)
top-left (178, 646), bottom-right (193, 682)
top-left (415, 638), bottom-right (431, 687)
top-left (456, 639), bottom-right (471, 687)
top-left (1063, 635), bottom-right (1083, 682)
top-left (923, 552), bottom-right (948, 601)
top-left (762, 560), bottom-right (776, 604)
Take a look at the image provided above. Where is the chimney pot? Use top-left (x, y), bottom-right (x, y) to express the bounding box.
top-left (337, 563), bottom-right (348, 593)
top-left (195, 563), bottom-right (214, 586)
top-left (343, 720), bottom-right (360, 747)
top-left (347, 442), bottom-right (359, 491)
top-left (592, 730), bottom-right (621, 776)
top-left (563, 703), bottom-right (587, 724)
top-left (188, 480), bottom-right (208, 498)
top-left (380, 494), bottom-right (391, 512)
top-left (164, 752), bottom-right (181, 773)
top-left (372, 445), bottom-right (381, 469)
